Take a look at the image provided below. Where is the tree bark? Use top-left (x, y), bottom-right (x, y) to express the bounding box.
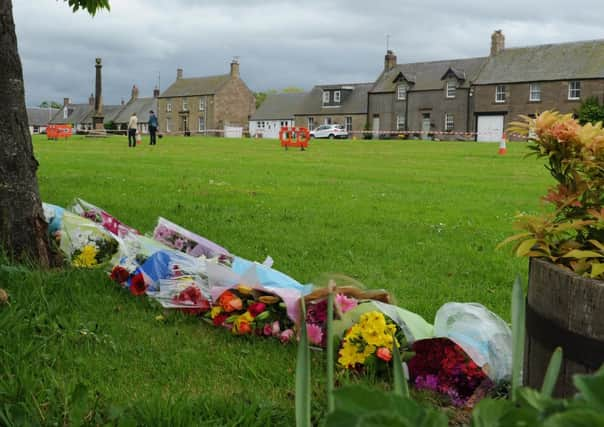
top-left (0, 0), bottom-right (52, 267)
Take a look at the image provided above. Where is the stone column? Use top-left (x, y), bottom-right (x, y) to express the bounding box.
top-left (92, 57), bottom-right (105, 130)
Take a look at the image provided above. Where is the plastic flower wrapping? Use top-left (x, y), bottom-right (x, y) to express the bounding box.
top-left (43, 198), bottom-right (514, 408)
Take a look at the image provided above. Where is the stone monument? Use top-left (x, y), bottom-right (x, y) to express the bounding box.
top-left (92, 58), bottom-right (105, 130)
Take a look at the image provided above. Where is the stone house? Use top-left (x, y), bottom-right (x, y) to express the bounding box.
top-left (473, 31), bottom-right (604, 142)
top-left (368, 50), bottom-right (485, 140)
top-left (112, 85), bottom-right (159, 134)
top-left (294, 83), bottom-right (372, 135)
top-left (249, 93), bottom-right (306, 138)
top-left (49, 97), bottom-right (94, 133)
top-left (26, 107), bottom-right (58, 134)
top-left (157, 60), bottom-right (255, 135)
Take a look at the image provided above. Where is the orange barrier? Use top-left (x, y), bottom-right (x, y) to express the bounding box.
top-left (279, 126), bottom-right (310, 150)
top-left (47, 124), bottom-right (73, 140)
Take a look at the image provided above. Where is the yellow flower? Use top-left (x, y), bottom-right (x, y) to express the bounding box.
top-left (210, 306), bottom-right (223, 319)
top-left (72, 245), bottom-right (98, 268)
top-left (236, 284), bottom-right (254, 295)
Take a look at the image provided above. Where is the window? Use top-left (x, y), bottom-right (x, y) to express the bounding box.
top-left (325, 117), bottom-right (332, 125)
top-left (445, 113), bottom-right (454, 131)
top-left (495, 85), bottom-right (506, 103)
top-left (308, 117), bottom-right (314, 130)
top-left (529, 83), bottom-right (541, 102)
top-left (396, 114), bottom-right (405, 131)
top-left (199, 97), bottom-right (206, 111)
top-left (166, 102), bottom-right (172, 112)
top-left (182, 99), bottom-right (188, 111)
top-left (446, 81), bottom-right (456, 98)
top-left (568, 81), bottom-right (581, 100)
top-left (165, 119), bottom-right (171, 132)
top-left (397, 85), bottom-right (407, 100)
top-left (334, 91), bottom-right (341, 103)
top-left (198, 117), bottom-right (205, 132)
top-left (345, 116), bottom-right (352, 132)
top-left (322, 91), bottom-right (330, 104)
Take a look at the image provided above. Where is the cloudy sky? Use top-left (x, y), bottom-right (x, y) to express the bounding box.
top-left (13, 0), bottom-right (604, 107)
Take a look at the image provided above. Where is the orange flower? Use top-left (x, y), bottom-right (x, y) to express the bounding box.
top-left (376, 347), bottom-right (392, 362)
top-left (549, 119), bottom-right (580, 143)
top-left (217, 291), bottom-right (243, 313)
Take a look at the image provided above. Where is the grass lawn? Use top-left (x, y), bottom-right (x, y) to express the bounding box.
top-left (0, 134), bottom-right (550, 425)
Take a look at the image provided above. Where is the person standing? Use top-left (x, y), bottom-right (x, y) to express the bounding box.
top-left (128, 112), bottom-right (138, 147)
top-left (148, 110), bottom-right (158, 145)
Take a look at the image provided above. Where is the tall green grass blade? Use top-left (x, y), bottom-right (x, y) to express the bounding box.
top-left (326, 282), bottom-right (335, 413)
top-left (541, 347), bottom-right (563, 398)
top-left (392, 339), bottom-right (409, 398)
top-left (295, 299), bottom-right (311, 427)
top-left (511, 276), bottom-right (526, 402)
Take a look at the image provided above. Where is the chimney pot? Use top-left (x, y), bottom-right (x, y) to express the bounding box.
top-left (131, 84), bottom-right (139, 100)
top-left (63, 97), bottom-right (70, 106)
top-left (177, 68), bottom-right (183, 79)
top-left (490, 30), bottom-right (505, 56)
top-left (384, 50), bottom-right (397, 71)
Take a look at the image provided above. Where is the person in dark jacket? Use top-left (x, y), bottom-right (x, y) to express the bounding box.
top-left (148, 110), bottom-right (159, 145)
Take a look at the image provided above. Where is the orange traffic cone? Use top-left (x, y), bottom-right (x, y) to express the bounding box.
top-left (498, 133), bottom-right (507, 155)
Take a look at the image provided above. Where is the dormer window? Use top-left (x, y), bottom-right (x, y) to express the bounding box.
top-left (446, 81), bottom-right (457, 98)
top-left (334, 91), bottom-right (341, 103)
top-left (322, 91), bottom-right (330, 105)
top-left (397, 85), bottom-right (407, 100)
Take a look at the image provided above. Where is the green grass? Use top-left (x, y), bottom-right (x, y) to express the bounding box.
top-left (0, 135), bottom-right (550, 425)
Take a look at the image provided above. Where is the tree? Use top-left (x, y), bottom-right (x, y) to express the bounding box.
top-left (0, 0), bottom-right (110, 267)
top-left (39, 100), bottom-right (62, 109)
top-left (577, 96), bottom-right (604, 125)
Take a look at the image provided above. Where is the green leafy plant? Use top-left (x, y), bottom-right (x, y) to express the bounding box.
top-left (578, 96), bottom-right (604, 126)
top-left (503, 111), bottom-right (604, 279)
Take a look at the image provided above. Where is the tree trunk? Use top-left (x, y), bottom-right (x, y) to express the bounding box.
top-left (0, 0), bottom-right (52, 267)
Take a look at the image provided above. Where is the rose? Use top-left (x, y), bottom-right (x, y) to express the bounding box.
top-left (279, 329), bottom-right (294, 344)
top-left (263, 323), bottom-right (273, 336)
top-left (213, 313), bottom-right (229, 326)
top-left (247, 302), bottom-right (266, 318)
top-left (110, 265), bottom-right (130, 283)
top-left (376, 347), bottom-right (392, 362)
top-left (271, 320), bottom-right (281, 337)
top-left (218, 291), bottom-right (243, 312)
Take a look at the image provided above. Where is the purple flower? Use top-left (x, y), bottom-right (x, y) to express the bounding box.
top-left (415, 374), bottom-right (439, 391)
top-left (306, 300), bottom-right (328, 324)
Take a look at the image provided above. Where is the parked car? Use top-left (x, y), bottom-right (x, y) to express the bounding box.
top-left (309, 124), bottom-right (348, 139)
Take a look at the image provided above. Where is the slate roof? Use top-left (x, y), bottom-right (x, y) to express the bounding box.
top-left (295, 83), bottom-right (373, 115)
top-left (27, 108), bottom-right (58, 126)
top-left (49, 104), bottom-right (93, 125)
top-left (474, 39), bottom-right (604, 85)
top-left (371, 57), bottom-right (486, 93)
top-left (80, 104), bottom-right (125, 124)
top-left (113, 97), bottom-right (158, 124)
top-left (159, 75), bottom-right (230, 98)
top-left (250, 93), bottom-right (306, 120)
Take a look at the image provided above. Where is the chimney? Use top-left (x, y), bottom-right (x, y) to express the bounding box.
top-left (490, 30), bottom-right (505, 56)
top-left (153, 86), bottom-right (160, 98)
top-left (176, 68), bottom-right (183, 80)
top-left (230, 58), bottom-right (240, 78)
top-left (88, 93), bottom-right (94, 105)
top-left (63, 97), bottom-right (71, 106)
top-left (384, 50), bottom-right (397, 71)
top-left (131, 84), bottom-right (139, 101)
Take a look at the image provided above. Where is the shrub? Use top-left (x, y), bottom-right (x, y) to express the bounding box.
top-left (577, 96), bottom-right (604, 125)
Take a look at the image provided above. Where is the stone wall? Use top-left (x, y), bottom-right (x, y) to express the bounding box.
top-left (214, 78), bottom-right (256, 129)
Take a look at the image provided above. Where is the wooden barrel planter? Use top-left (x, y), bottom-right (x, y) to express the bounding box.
top-left (525, 258), bottom-right (604, 397)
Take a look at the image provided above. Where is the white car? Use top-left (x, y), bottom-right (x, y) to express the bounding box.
top-left (309, 124), bottom-right (348, 139)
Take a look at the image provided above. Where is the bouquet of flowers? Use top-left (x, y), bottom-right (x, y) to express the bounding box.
top-left (337, 310), bottom-right (404, 370)
top-left (208, 284), bottom-right (295, 342)
top-left (407, 337), bottom-right (493, 407)
top-left (70, 198), bottom-right (139, 238)
top-left (153, 217), bottom-right (231, 260)
top-left (58, 211), bottom-right (121, 268)
top-left (149, 277), bottom-right (211, 315)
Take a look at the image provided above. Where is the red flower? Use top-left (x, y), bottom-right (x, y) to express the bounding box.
top-left (376, 347), bottom-right (392, 362)
top-left (129, 273), bottom-right (147, 296)
top-left (247, 302), bottom-right (267, 318)
top-left (110, 266), bottom-right (130, 283)
top-left (213, 313), bottom-right (229, 326)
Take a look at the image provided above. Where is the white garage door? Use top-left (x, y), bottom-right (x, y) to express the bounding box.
top-left (476, 115), bottom-right (504, 142)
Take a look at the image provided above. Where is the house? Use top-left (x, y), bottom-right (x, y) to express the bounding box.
top-left (249, 93), bottom-right (306, 138)
top-left (293, 83), bottom-right (372, 135)
top-left (26, 107), bottom-right (58, 134)
top-left (157, 59), bottom-right (256, 135)
top-left (79, 93), bottom-right (124, 131)
top-left (49, 98), bottom-right (94, 133)
top-left (473, 31), bottom-right (604, 142)
top-left (368, 50), bottom-right (485, 140)
top-left (112, 85), bottom-right (159, 133)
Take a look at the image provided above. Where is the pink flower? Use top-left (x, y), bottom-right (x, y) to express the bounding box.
top-left (263, 324), bottom-right (273, 336)
top-left (279, 329), bottom-right (294, 344)
top-left (247, 302), bottom-right (266, 318)
top-left (174, 238), bottom-right (185, 250)
top-left (335, 293), bottom-right (358, 313)
top-left (306, 323), bottom-right (324, 346)
top-left (271, 321), bottom-right (281, 337)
